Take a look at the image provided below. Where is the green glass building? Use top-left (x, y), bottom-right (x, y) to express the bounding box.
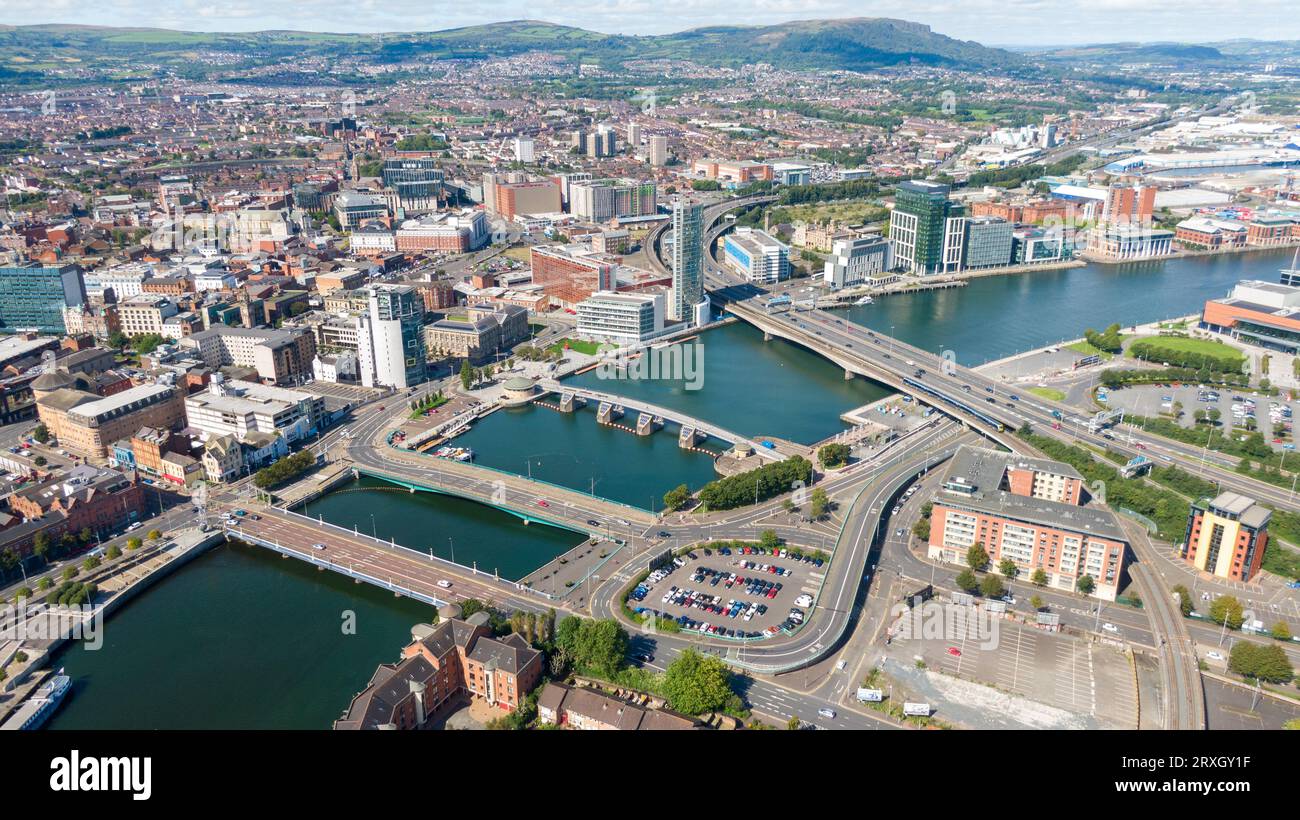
top-left (0, 262), bottom-right (84, 334)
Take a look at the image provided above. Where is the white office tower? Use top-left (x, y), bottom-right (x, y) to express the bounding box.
top-left (513, 137), bottom-right (535, 163)
top-left (649, 135), bottom-right (669, 167)
top-left (357, 285), bottom-right (426, 389)
top-left (627, 123), bottom-right (642, 149)
top-left (669, 200), bottom-right (703, 323)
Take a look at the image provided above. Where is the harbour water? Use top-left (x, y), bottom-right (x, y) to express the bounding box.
top-left (45, 246), bottom-right (1298, 727)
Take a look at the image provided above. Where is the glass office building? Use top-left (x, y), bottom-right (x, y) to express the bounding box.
top-left (0, 263), bottom-right (84, 333)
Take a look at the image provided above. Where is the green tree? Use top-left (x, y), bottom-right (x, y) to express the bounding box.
top-left (1209, 595), bottom-right (1245, 630)
top-left (33, 456), bottom-right (46, 467)
top-left (1031, 568), bottom-right (1049, 587)
top-left (911, 517), bottom-right (930, 540)
top-left (662, 649), bottom-right (733, 716)
top-left (1272, 621), bottom-right (1293, 642)
top-left (1075, 575), bottom-right (1096, 595)
top-left (966, 543), bottom-right (989, 572)
top-left (998, 559), bottom-right (1018, 579)
top-left (32, 424), bottom-right (50, 444)
top-left (460, 359), bottom-right (473, 390)
top-left (809, 487), bottom-right (829, 520)
top-left (980, 574), bottom-right (1005, 599)
top-left (106, 545), bottom-right (122, 560)
top-left (1030, 595), bottom-right (1044, 611)
top-left (955, 568), bottom-right (978, 593)
top-left (126, 537), bottom-right (143, 551)
top-left (663, 484), bottom-right (690, 512)
top-left (1171, 584), bottom-right (1194, 617)
top-left (759, 529), bottom-right (781, 551)
top-left (817, 443), bottom-right (851, 468)
top-left (82, 555), bottom-right (101, 571)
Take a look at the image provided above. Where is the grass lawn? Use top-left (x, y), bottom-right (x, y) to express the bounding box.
top-left (503, 246), bottom-right (532, 263)
top-left (546, 338), bottom-right (601, 356)
top-left (1127, 335), bottom-right (1244, 361)
top-left (1065, 339), bottom-right (1117, 360)
top-left (1029, 387), bottom-right (1066, 402)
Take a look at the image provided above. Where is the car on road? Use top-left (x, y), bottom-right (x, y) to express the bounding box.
top-left (536, 499), bottom-right (549, 508)
top-left (946, 646), bottom-right (962, 657)
top-left (127, 522), bottom-right (142, 531)
top-left (818, 708), bottom-right (836, 719)
top-left (250, 514), bottom-right (261, 521)
top-left (1206, 651), bottom-right (1224, 662)
top-left (437, 580), bottom-right (452, 589)
top-left (1101, 622), bottom-right (1119, 633)
top-left (587, 519), bottom-right (600, 527)
top-left (658, 531), bottom-right (671, 538)
top-left (312, 543), bottom-right (326, 551)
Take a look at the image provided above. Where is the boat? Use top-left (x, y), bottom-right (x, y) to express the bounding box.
top-left (855, 296), bottom-right (874, 305)
top-left (433, 446), bottom-right (474, 462)
top-left (0, 669), bottom-right (71, 731)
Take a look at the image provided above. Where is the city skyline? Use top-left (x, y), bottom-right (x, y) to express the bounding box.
top-left (3, 2), bottom-right (1300, 46)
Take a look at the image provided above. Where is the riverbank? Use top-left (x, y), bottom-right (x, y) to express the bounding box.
top-left (1080, 239), bottom-right (1300, 266)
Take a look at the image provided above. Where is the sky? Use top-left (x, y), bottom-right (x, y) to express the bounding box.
top-left (2, 0), bottom-right (1298, 47)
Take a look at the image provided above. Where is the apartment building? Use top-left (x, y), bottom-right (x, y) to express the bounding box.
top-left (823, 234), bottom-right (895, 290)
top-left (181, 326), bottom-right (317, 386)
top-left (927, 445), bottom-right (1128, 600)
top-left (569, 179), bottom-right (657, 223)
top-left (394, 209), bottom-right (490, 253)
top-left (1182, 492), bottom-right (1270, 582)
top-left (529, 245), bottom-right (616, 308)
top-left (0, 262), bottom-right (85, 334)
top-left (117, 294), bottom-right (178, 338)
top-left (334, 612), bottom-right (542, 729)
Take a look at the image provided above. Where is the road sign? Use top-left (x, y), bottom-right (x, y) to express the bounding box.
top-left (857, 688), bottom-right (883, 703)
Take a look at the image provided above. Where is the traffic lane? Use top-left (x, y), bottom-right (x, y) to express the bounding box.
top-left (231, 514), bottom-right (553, 615)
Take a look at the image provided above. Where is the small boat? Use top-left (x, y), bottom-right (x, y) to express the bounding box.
top-left (855, 296), bottom-right (874, 306)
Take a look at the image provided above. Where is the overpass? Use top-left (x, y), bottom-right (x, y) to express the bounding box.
top-left (722, 295), bottom-right (1300, 513)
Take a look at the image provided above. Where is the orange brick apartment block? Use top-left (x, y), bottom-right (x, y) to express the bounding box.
top-left (334, 612), bottom-right (542, 729)
top-left (927, 445), bottom-right (1128, 600)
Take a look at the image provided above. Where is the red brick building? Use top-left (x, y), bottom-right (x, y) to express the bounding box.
top-left (334, 612), bottom-right (542, 729)
top-left (927, 446), bottom-right (1128, 600)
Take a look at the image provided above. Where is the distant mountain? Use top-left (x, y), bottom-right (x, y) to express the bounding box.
top-left (0, 18), bottom-right (1026, 79)
top-left (1039, 42), bottom-right (1229, 64)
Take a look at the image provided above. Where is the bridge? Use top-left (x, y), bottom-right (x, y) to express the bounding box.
top-left (721, 295), bottom-right (1300, 513)
top-left (538, 381), bottom-right (784, 461)
top-left (224, 506), bottom-right (562, 610)
top-left (347, 429), bottom-right (659, 534)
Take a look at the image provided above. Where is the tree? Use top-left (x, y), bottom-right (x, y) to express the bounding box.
top-left (787, 715), bottom-right (801, 730)
top-left (1075, 575), bottom-right (1095, 595)
top-left (1031, 568), bottom-right (1048, 587)
top-left (460, 359), bottom-right (473, 390)
top-left (809, 488), bottom-right (829, 520)
top-left (32, 532), bottom-right (51, 562)
top-left (1171, 584), bottom-right (1193, 617)
top-left (106, 545), bottom-right (122, 560)
top-left (126, 537), bottom-right (143, 551)
top-left (147, 529), bottom-right (162, 541)
top-left (1209, 595), bottom-right (1245, 630)
top-left (980, 574), bottom-right (1005, 599)
top-left (33, 456), bottom-right (46, 467)
top-left (32, 424), bottom-right (50, 444)
top-left (1229, 641), bottom-right (1293, 684)
top-left (998, 559), bottom-right (1018, 579)
top-left (663, 484), bottom-right (690, 512)
top-left (1030, 595), bottom-right (1044, 611)
top-left (83, 555), bottom-right (101, 571)
top-left (759, 529), bottom-right (781, 551)
top-left (955, 569), bottom-right (978, 593)
top-left (911, 517), bottom-right (930, 540)
top-left (662, 649), bottom-right (733, 716)
top-left (1272, 621), bottom-right (1293, 642)
top-left (817, 443), bottom-right (851, 469)
top-left (965, 543), bottom-right (989, 572)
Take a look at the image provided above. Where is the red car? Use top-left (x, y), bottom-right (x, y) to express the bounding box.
top-left (946, 647), bottom-right (962, 657)
top-left (536, 499), bottom-right (549, 508)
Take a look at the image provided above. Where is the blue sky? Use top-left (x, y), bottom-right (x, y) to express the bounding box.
top-left (3, 0), bottom-right (1297, 46)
